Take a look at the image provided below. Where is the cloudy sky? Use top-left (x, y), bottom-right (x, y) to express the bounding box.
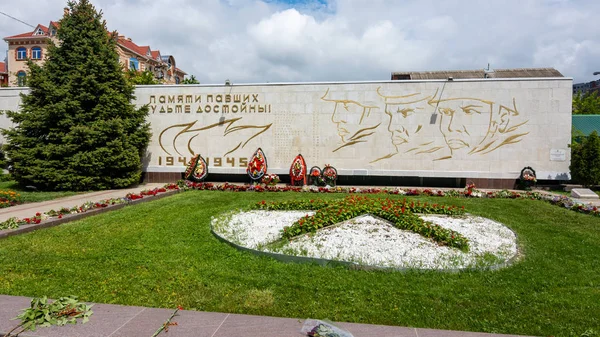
top-left (1, 0), bottom-right (599, 84)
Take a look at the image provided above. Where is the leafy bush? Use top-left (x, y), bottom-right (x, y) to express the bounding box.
top-left (573, 91), bottom-right (600, 115)
top-left (570, 131), bottom-right (600, 187)
top-left (181, 75), bottom-right (200, 84)
top-left (125, 69), bottom-right (160, 85)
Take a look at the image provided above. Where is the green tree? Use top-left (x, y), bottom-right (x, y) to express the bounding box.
top-left (570, 131), bottom-right (600, 187)
top-left (0, 145), bottom-right (6, 170)
top-left (125, 69), bottom-right (160, 85)
top-left (182, 75), bottom-right (199, 84)
top-left (1, 0), bottom-right (151, 191)
top-left (573, 91), bottom-right (600, 115)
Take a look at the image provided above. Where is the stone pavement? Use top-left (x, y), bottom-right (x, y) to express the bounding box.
top-left (0, 295), bottom-right (533, 337)
top-left (0, 183), bottom-right (165, 223)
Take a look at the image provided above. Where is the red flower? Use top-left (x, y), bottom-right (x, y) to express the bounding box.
top-left (177, 305), bottom-right (184, 310)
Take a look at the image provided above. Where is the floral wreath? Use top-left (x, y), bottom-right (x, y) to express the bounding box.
top-left (184, 154), bottom-right (208, 182)
top-left (322, 164), bottom-right (338, 183)
top-left (520, 166), bottom-right (537, 183)
top-left (309, 166), bottom-right (322, 179)
top-left (290, 154), bottom-right (307, 185)
top-left (247, 148), bottom-right (268, 181)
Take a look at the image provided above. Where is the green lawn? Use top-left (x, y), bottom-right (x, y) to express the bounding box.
top-left (0, 181), bottom-right (81, 203)
top-left (0, 191), bottom-right (598, 336)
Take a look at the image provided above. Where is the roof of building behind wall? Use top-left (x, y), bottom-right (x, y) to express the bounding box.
top-left (391, 67), bottom-right (564, 80)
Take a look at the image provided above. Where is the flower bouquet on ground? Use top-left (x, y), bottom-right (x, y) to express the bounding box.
top-left (464, 182), bottom-right (482, 197)
top-left (261, 173), bottom-right (280, 186)
top-left (301, 319), bottom-right (353, 337)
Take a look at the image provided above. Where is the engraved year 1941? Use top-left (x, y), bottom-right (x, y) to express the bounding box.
top-left (158, 156), bottom-right (249, 168)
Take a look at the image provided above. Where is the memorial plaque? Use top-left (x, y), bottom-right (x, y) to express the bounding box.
top-left (550, 149), bottom-right (567, 162)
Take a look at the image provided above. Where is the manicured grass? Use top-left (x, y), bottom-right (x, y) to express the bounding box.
top-left (0, 191), bottom-right (599, 336)
top-left (0, 181), bottom-right (81, 203)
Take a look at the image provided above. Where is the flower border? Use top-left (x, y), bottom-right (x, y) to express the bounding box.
top-left (1, 181), bottom-right (598, 235)
top-left (0, 184), bottom-right (180, 233)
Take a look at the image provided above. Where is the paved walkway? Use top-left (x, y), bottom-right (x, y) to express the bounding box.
top-left (0, 183), bottom-right (164, 223)
top-left (0, 295), bottom-right (532, 337)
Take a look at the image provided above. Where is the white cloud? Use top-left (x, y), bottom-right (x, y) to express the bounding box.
top-left (1, 0), bottom-right (599, 83)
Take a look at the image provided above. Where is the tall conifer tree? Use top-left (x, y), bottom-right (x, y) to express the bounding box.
top-left (2, 0), bottom-right (151, 191)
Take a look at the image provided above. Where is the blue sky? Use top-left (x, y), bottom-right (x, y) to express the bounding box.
top-left (1, 0), bottom-right (599, 84)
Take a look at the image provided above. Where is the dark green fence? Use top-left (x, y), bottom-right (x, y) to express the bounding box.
top-left (572, 115), bottom-right (600, 136)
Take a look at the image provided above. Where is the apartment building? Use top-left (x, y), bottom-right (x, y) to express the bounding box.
top-left (3, 21), bottom-right (186, 86)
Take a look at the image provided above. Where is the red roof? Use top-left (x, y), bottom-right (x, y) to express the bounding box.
top-left (4, 24), bottom-right (50, 40)
top-left (117, 37), bottom-right (148, 58)
top-left (0, 62), bottom-right (7, 73)
top-left (151, 50), bottom-right (161, 60)
top-left (175, 67), bottom-right (187, 75)
top-left (138, 45), bottom-right (152, 56)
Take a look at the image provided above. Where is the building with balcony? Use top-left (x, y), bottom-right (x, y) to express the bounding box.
top-left (3, 20), bottom-right (186, 86)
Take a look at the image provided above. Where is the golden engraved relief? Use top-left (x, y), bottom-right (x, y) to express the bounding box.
top-left (158, 118), bottom-right (272, 159)
top-left (372, 87), bottom-right (441, 163)
top-left (428, 93), bottom-right (528, 159)
top-left (320, 88), bottom-right (381, 152)
top-left (324, 86), bottom-right (529, 162)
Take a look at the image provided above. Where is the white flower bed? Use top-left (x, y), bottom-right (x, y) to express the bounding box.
top-left (212, 211), bottom-right (518, 270)
top-left (212, 210), bottom-right (315, 248)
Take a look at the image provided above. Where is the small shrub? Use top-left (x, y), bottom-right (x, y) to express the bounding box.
top-left (570, 131), bottom-right (600, 187)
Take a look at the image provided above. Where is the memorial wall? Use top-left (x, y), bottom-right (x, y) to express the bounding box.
top-left (0, 78), bottom-right (573, 185)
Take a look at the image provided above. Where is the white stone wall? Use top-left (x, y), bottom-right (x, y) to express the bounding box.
top-left (0, 78), bottom-right (573, 180)
top-left (0, 87), bottom-right (26, 141)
